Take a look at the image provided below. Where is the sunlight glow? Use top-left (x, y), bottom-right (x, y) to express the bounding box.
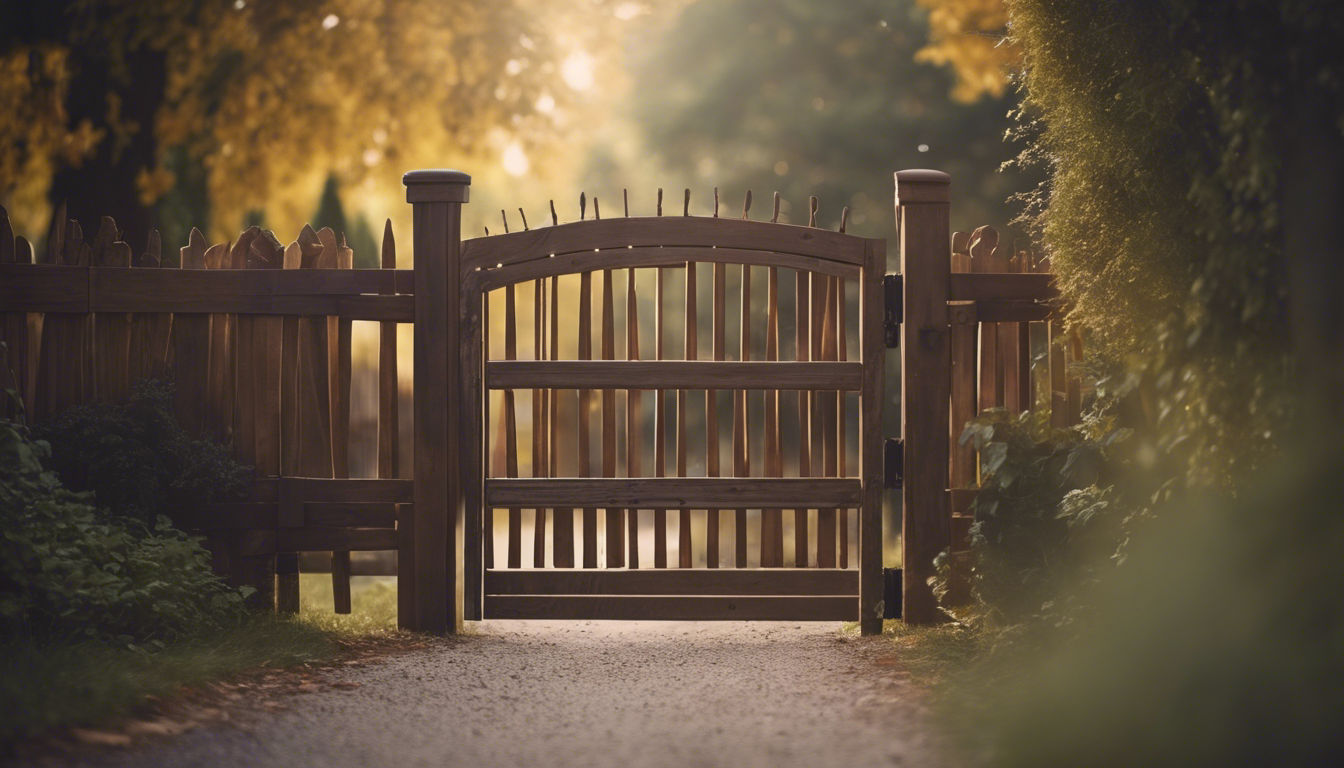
top-left (561, 51), bottom-right (595, 92)
top-left (614, 3), bottom-right (645, 20)
top-left (502, 142), bottom-right (530, 177)
top-left (322, 14), bottom-right (340, 30)
top-left (535, 92), bottom-right (556, 114)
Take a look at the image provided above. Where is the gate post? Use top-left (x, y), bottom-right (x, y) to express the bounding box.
top-left (895, 169), bottom-right (951, 625)
top-left (404, 169), bottom-right (471, 634)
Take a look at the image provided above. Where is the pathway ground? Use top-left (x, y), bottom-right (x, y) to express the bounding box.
top-left (64, 621), bottom-right (945, 768)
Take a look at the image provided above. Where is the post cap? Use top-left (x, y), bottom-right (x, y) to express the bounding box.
top-left (894, 169), bottom-right (950, 205)
top-left (404, 169), bottom-right (471, 203)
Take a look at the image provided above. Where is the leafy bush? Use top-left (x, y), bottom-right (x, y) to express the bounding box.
top-left (34, 379), bottom-right (250, 526)
top-left (1, 414), bottom-right (248, 644)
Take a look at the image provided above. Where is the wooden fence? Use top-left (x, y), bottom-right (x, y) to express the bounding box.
top-left (0, 204), bottom-right (411, 621)
top-left (0, 168), bottom-right (1086, 633)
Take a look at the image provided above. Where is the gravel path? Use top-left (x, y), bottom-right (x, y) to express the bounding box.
top-left (70, 621), bottom-right (945, 768)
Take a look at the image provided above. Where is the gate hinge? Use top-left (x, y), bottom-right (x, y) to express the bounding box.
top-left (884, 438), bottom-right (904, 490)
top-left (883, 274), bottom-right (902, 348)
top-left (883, 567), bottom-right (903, 620)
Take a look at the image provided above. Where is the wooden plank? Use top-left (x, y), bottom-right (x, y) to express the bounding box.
top-left (534, 278), bottom-right (548, 568)
top-left (948, 271), bottom-right (1058, 301)
top-left (817, 277), bottom-right (838, 568)
top-left (761, 265), bottom-right (783, 567)
top-left (602, 269), bottom-right (623, 567)
top-left (328, 232), bottom-right (355, 614)
top-left (0, 264), bottom-right (89, 313)
top-left (625, 269), bottom-right (641, 568)
top-left (462, 217), bottom-right (869, 273)
top-left (677, 261), bottom-right (696, 568)
top-left (474, 245), bottom-right (859, 296)
top-left (276, 240), bottom-right (302, 614)
top-left (297, 227), bottom-right (334, 479)
top-left (484, 568), bottom-right (858, 596)
top-left (487, 478), bottom-right (862, 509)
top-left (204, 241), bottom-right (233, 439)
top-left (859, 239), bottom-right (887, 634)
top-left (90, 265), bottom-right (404, 299)
top-left (504, 284), bottom-right (522, 569)
top-left (578, 271), bottom-right (597, 568)
top-left (252, 232), bottom-right (285, 479)
top-left (837, 275), bottom-right (848, 569)
top-left (228, 230), bottom-right (258, 459)
top-left (483, 595), bottom-right (858, 621)
top-left (486, 361), bottom-right (864, 392)
top-left (172, 228), bottom-right (211, 432)
top-left (305, 503), bottom-right (400, 529)
top-left (653, 266), bottom-right (667, 568)
top-left (950, 277), bottom-right (977, 493)
top-left (89, 220), bottom-right (132, 404)
top-left (277, 527), bottom-right (400, 552)
top-left (897, 169), bottom-right (952, 625)
top-left (1016, 252), bottom-right (1036, 413)
top-left (972, 228), bottom-right (1002, 414)
top-left (733, 264), bottom-right (751, 568)
top-left (794, 269), bottom-right (811, 568)
top-left (972, 299), bottom-right (1056, 323)
top-left (706, 261), bottom-right (726, 568)
top-left (549, 275), bottom-right (572, 568)
top-left (277, 478), bottom-right (414, 502)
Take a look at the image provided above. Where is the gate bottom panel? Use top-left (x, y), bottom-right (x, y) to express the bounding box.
top-left (482, 595), bottom-right (859, 621)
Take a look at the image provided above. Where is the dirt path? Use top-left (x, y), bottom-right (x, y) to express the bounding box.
top-left (68, 621), bottom-right (945, 768)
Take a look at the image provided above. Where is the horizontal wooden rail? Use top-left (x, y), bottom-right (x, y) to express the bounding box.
top-left (482, 595), bottom-right (859, 621)
top-left (970, 299), bottom-right (1058, 323)
top-left (486, 361), bottom-right (864, 391)
top-left (485, 568), bottom-right (858, 596)
top-left (231, 528), bottom-right (400, 556)
top-left (948, 272), bottom-right (1058, 302)
top-left (472, 245), bottom-right (859, 292)
top-left (0, 264), bottom-right (416, 320)
top-left (463, 216), bottom-right (871, 272)
top-left (485, 477), bottom-right (863, 509)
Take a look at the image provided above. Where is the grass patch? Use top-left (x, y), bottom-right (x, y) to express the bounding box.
top-left (2, 575), bottom-right (403, 748)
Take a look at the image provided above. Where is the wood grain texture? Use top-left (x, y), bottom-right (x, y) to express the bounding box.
top-left (484, 568), bottom-right (857, 596)
top-left (733, 264), bottom-right (751, 568)
top-left (948, 271), bottom-right (1057, 301)
top-left (794, 269), bottom-right (811, 568)
top-left (625, 270), bottom-right (641, 568)
top-left (486, 361), bottom-right (864, 391)
top-left (972, 228), bottom-right (1002, 414)
top-left (653, 266), bottom-right (667, 569)
top-left (897, 171), bottom-right (952, 625)
top-left (483, 595), bottom-right (858, 621)
top-left (578, 271), bottom-right (597, 569)
top-left (486, 478), bottom-right (862, 509)
top-left (602, 269), bottom-right (623, 568)
top-left (706, 261), bottom-right (726, 568)
top-left (859, 239), bottom-right (887, 635)
top-left (677, 262), bottom-right (696, 568)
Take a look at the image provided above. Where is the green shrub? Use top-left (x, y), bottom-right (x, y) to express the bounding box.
top-left (34, 379), bottom-right (250, 526)
top-left (0, 416), bottom-right (247, 645)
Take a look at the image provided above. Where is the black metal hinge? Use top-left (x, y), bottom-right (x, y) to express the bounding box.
top-left (883, 273), bottom-right (902, 348)
top-left (884, 438), bottom-right (904, 490)
top-left (883, 567), bottom-right (903, 619)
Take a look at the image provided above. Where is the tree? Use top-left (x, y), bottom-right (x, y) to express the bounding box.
top-left (1, 0), bottom-right (644, 248)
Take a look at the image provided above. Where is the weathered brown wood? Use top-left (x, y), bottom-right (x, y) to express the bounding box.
top-left (948, 271), bottom-right (1057, 301)
top-left (897, 169), bottom-right (952, 625)
top-left (172, 228), bottom-right (211, 432)
top-left (483, 595), bottom-right (858, 621)
top-left (504, 284), bottom-right (522, 569)
top-left (486, 478), bottom-right (862, 509)
top-left (251, 232), bottom-right (284, 481)
top-left (761, 265), bottom-right (783, 567)
top-left (794, 269), bottom-right (811, 568)
top-left (276, 528), bottom-right (400, 553)
top-left (462, 217), bottom-right (868, 273)
top-left (405, 169), bottom-right (469, 633)
top-left (328, 232), bottom-right (355, 613)
top-left (376, 221), bottom-right (406, 619)
top-left (578, 271), bottom-right (597, 568)
top-left (474, 245), bottom-right (858, 294)
top-left (971, 228), bottom-right (1002, 414)
top-left (485, 568), bottom-right (858, 596)
top-left (625, 269), bottom-right (641, 568)
top-left (228, 229), bottom-right (259, 460)
top-left (677, 262), bottom-right (696, 568)
top-left (204, 241), bottom-right (233, 440)
top-left (297, 228), bottom-right (334, 479)
top-left (1016, 252), bottom-right (1036, 413)
top-left (706, 261), bottom-right (726, 568)
top-left (275, 240), bottom-right (302, 614)
top-left (90, 220), bottom-right (132, 405)
top-left (999, 252), bottom-right (1023, 414)
top-left (653, 265), bottom-right (667, 569)
top-left (304, 503), bottom-right (400, 529)
top-left (535, 278), bottom-right (549, 568)
top-left (859, 239), bottom-right (887, 634)
top-left (486, 361), bottom-right (865, 392)
top-left (0, 264), bottom-right (89, 313)
top-left (950, 249), bottom-right (978, 492)
top-left (601, 268), bottom-right (623, 568)
top-left (549, 274), bottom-right (572, 569)
top-left (817, 276), bottom-right (838, 569)
top-left (837, 275), bottom-right (848, 569)
top-left (733, 264), bottom-right (751, 568)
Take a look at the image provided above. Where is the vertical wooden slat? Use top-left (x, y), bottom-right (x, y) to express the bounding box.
top-left (859, 238), bottom-right (886, 635)
top-left (378, 221), bottom-right (414, 627)
top-left (229, 228), bottom-right (259, 462)
top-left (601, 266), bottom-right (623, 567)
top-left (897, 169), bottom-right (952, 626)
top-left (534, 278), bottom-right (548, 568)
top-left (761, 265), bottom-right (783, 567)
top-left (837, 274), bottom-right (849, 569)
top-left (817, 276), bottom-right (839, 568)
top-left (626, 269), bottom-right (642, 568)
top-left (677, 262), bottom-right (696, 568)
top-left (733, 264), bottom-right (751, 567)
top-left (504, 283), bottom-right (521, 569)
top-left (204, 239), bottom-right (233, 440)
top-left (329, 231), bottom-right (355, 614)
top-left (170, 228), bottom-right (210, 433)
top-left (90, 217), bottom-right (132, 405)
top-left (551, 272), bottom-right (573, 568)
top-left (972, 227), bottom-right (1001, 416)
top-left (127, 230), bottom-right (171, 390)
top-left (276, 238), bottom-right (303, 614)
top-left (579, 271), bottom-right (597, 568)
top-left (949, 238), bottom-right (977, 491)
top-left (706, 260), bottom-right (726, 568)
top-left (653, 265), bottom-right (668, 568)
top-left (251, 230), bottom-right (284, 479)
top-left (794, 269), bottom-right (811, 568)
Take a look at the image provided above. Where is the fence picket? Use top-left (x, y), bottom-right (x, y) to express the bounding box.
top-left (678, 262), bottom-right (696, 568)
top-left (579, 271), bottom-right (597, 568)
top-left (794, 269), bottom-right (811, 568)
top-left (653, 264), bottom-right (668, 568)
top-left (625, 269), bottom-right (642, 568)
top-left (733, 264), bottom-right (751, 567)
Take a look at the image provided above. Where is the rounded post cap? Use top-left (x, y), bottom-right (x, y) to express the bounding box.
top-left (404, 169), bottom-right (471, 203)
top-left (895, 169), bottom-right (950, 204)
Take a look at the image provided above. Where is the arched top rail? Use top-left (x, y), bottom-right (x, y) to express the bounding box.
top-left (468, 245), bottom-right (865, 293)
top-left (460, 216), bottom-right (874, 275)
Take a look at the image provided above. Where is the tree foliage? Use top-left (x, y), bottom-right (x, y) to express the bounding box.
top-left (914, 0), bottom-right (1018, 103)
top-left (622, 0), bottom-right (1028, 239)
top-left (0, 0), bottom-right (644, 243)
